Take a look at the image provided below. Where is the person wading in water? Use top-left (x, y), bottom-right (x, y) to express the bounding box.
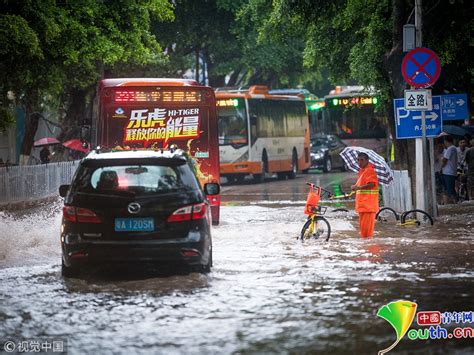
top-left (351, 152), bottom-right (379, 238)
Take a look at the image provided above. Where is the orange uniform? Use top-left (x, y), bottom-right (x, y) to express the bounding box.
top-left (355, 163), bottom-right (379, 238)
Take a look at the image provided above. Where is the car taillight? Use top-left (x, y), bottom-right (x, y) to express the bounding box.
top-left (63, 206), bottom-right (77, 222)
top-left (167, 203), bottom-right (207, 223)
top-left (63, 206), bottom-right (101, 224)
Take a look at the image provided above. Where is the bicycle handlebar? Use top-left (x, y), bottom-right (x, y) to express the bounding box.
top-left (329, 191), bottom-right (355, 199)
top-left (305, 183), bottom-right (334, 197)
top-left (306, 182), bottom-right (355, 199)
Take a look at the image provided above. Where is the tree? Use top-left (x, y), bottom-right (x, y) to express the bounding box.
top-left (0, 0), bottom-right (173, 163)
top-left (258, 0), bottom-right (473, 168)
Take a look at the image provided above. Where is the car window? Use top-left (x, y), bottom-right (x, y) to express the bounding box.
top-left (71, 162), bottom-right (200, 196)
top-left (311, 138), bottom-right (328, 147)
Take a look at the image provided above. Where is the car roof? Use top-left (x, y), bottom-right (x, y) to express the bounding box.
top-left (83, 149), bottom-right (188, 162)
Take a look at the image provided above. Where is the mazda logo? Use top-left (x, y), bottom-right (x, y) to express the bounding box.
top-left (127, 202), bottom-right (141, 214)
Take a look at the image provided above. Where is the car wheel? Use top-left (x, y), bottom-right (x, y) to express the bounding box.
top-left (201, 249), bottom-right (212, 273)
top-left (61, 259), bottom-right (80, 278)
top-left (323, 157), bottom-right (332, 173)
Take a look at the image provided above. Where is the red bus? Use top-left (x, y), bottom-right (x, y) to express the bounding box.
top-left (93, 78), bottom-right (221, 224)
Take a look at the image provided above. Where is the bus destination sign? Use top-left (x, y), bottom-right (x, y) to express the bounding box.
top-left (330, 96), bottom-right (378, 107)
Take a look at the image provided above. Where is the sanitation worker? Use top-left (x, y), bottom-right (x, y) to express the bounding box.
top-left (351, 152), bottom-right (379, 238)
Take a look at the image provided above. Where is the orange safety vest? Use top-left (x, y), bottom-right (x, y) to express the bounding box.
top-left (355, 163), bottom-right (379, 213)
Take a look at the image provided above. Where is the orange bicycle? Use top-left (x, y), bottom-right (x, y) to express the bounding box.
top-left (300, 183), bottom-right (332, 242)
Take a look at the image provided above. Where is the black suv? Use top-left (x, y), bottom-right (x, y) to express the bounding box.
top-left (59, 149), bottom-right (219, 277)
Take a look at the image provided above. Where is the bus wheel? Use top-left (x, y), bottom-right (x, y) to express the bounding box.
top-left (253, 154), bottom-right (268, 183)
top-left (287, 150), bottom-right (298, 179)
top-left (277, 172), bottom-right (287, 180)
top-left (235, 175), bottom-right (245, 183)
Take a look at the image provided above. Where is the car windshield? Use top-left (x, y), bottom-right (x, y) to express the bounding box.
top-left (70, 163), bottom-right (200, 196)
top-left (311, 138), bottom-right (329, 148)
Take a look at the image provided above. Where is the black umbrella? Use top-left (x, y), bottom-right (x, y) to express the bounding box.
top-left (442, 125), bottom-right (470, 138)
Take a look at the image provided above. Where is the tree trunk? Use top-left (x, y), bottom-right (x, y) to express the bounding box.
top-left (58, 88), bottom-right (88, 142)
top-left (383, 0), bottom-right (416, 205)
top-left (195, 48), bottom-right (200, 83)
top-left (19, 89), bottom-right (40, 165)
top-left (226, 66), bottom-right (244, 87)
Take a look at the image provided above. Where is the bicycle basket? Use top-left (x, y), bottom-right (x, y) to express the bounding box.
top-left (304, 186), bottom-right (321, 215)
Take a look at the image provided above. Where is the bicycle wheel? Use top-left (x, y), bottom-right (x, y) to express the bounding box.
top-left (300, 216), bottom-right (331, 242)
top-left (458, 184), bottom-right (467, 203)
top-left (401, 209), bottom-right (434, 226)
top-left (375, 207), bottom-right (399, 223)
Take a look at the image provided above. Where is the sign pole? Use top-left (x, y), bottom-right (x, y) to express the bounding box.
top-left (414, 0), bottom-right (427, 212)
top-left (429, 138), bottom-right (438, 217)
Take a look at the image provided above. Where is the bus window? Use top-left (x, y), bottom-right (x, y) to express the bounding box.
top-left (217, 98), bottom-right (248, 146)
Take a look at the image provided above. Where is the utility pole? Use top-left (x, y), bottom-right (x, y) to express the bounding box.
top-left (414, 0), bottom-right (428, 213)
top-left (414, 0), bottom-right (438, 218)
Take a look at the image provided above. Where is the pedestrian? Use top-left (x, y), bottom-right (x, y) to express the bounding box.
top-left (351, 152), bottom-right (379, 238)
top-left (465, 146), bottom-right (474, 200)
top-left (441, 135), bottom-right (458, 204)
top-left (465, 133), bottom-right (472, 148)
top-left (434, 140), bottom-right (445, 202)
top-left (40, 145), bottom-right (51, 164)
top-left (457, 138), bottom-right (468, 174)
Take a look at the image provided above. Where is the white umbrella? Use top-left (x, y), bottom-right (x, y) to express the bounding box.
top-left (340, 146), bottom-right (394, 185)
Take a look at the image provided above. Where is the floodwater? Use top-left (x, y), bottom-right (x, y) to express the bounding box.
top-left (1, 172), bottom-right (473, 354)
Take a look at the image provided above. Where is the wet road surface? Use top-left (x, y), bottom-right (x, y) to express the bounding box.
top-left (1, 171), bottom-right (473, 354)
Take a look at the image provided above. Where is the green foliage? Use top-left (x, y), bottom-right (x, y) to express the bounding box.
top-left (0, 106), bottom-right (15, 132)
top-left (0, 0), bottom-right (174, 137)
top-left (261, 0), bottom-right (472, 103)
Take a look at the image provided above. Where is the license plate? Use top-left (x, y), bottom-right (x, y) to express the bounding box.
top-left (115, 218), bottom-right (154, 232)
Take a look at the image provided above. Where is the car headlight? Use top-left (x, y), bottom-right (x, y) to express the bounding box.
top-left (311, 152), bottom-right (324, 160)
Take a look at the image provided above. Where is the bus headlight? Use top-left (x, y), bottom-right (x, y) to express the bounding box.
top-left (233, 151), bottom-right (249, 163)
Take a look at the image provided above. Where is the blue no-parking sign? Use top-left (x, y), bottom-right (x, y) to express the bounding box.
top-left (402, 48), bottom-right (441, 88)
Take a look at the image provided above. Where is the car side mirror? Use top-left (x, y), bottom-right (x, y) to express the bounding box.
top-left (59, 184), bottom-right (70, 197)
top-left (204, 183), bottom-right (220, 195)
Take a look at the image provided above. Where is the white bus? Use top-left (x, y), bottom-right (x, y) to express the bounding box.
top-left (215, 85), bottom-right (311, 183)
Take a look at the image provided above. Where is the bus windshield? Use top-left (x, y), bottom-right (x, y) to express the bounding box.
top-left (321, 102), bottom-right (386, 139)
top-left (217, 99), bottom-right (248, 146)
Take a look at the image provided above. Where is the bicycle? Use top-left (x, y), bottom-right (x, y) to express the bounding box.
top-left (376, 207), bottom-right (434, 226)
top-left (457, 170), bottom-right (468, 203)
top-left (300, 183), bottom-right (332, 242)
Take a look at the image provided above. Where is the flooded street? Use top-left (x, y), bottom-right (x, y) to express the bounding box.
top-left (1, 172), bottom-right (473, 354)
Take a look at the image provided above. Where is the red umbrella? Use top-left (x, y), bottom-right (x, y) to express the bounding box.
top-left (34, 137), bottom-right (60, 146)
top-left (63, 139), bottom-right (90, 153)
